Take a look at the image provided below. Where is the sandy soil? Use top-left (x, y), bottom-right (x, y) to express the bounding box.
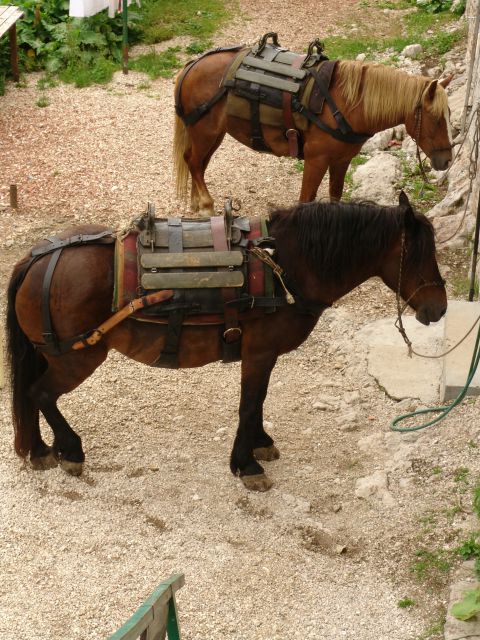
top-left (0, 2), bottom-right (478, 639)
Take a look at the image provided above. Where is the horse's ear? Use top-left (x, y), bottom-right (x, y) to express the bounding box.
top-left (424, 80), bottom-right (438, 104)
top-left (439, 74), bottom-right (454, 89)
top-left (399, 191), bottom-right (416, 226)
top-left (399, 190), bottom-right (411, 209)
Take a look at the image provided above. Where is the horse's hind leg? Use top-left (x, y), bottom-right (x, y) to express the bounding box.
top-left (186, 121), bottom-right (226, 214)
top-left (29, 347), bottom-right (108, 475)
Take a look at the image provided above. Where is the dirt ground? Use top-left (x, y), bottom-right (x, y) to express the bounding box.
top-left (1, 2), bottom-right (479, 639)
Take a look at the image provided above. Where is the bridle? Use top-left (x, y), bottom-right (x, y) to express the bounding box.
top-left (412, 102), bottom-right (453, 182)
top-left (394, 225), bottom-right (446, 356)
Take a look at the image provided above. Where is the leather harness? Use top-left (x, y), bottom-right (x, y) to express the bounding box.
top-left (175, 47), bottom-right (372, 156)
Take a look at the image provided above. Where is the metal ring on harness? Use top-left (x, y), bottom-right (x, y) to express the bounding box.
top-left (223, 326), bottom-right (242, 340)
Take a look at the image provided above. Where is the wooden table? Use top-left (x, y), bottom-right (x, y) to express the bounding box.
top-left (0, 5), bottom-right (24, 82)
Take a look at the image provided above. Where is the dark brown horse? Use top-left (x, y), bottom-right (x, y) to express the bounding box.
top-left (174, 54), bottom-right (453, 214)
top-left (6, 193), bottom-right (446, 491)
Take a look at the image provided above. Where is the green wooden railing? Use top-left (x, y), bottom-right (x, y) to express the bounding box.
top-left (108, 574), bottom-right (184, 640)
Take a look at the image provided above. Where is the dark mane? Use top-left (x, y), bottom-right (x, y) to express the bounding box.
top-left (269, 200), bottom-right (435, 284)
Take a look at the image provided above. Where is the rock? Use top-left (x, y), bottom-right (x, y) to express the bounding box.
top-left (343, 390), bottom-right (361, 406)
top-left (335, 409), bottom-right (361, 431)
top-left (356, 53), bottom-right (366, 62)
top-left (355, 471), bottom-right (396, 506)
top-left (401, 44), bottom-right (423, 59)
top-left (433, 210), bottom-right (475, 248)
top-left (361, 128), bottom-right (395, 154)
top-left (351, 152), bottom-right (402, 204)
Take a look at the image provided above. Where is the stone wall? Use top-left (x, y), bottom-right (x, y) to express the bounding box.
top-left (431, 0), bottom-right (480, 248)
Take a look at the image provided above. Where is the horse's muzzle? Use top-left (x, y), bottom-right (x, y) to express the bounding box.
top-left (430, 152), bottom-right (452, 171)
top-left (415, 304), bottom-right (447, 326)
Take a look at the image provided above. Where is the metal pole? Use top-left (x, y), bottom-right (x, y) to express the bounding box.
top-left (469, 180), bottom-right (480, 301)
top-left (122, 0), bottom-right (128, 74)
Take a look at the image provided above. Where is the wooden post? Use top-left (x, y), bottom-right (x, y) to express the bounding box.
top-left (8, 23), bottom-right (19, 82)
top-left (9, 184), bottom-right (17, 208)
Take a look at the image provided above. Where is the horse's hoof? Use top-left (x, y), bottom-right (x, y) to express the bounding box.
top-left (30, 452), bottom-right (58, 470)
top-left (60, 459), bottom-right (83, 476)
top-left (241, 473), bottom-right (273, 492)
top-left (254, 445), bottom-right (280, 461)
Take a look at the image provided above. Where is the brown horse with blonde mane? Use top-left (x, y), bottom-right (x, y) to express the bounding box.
top-left (6, 194), bottom-right (446, 491)
top-left (174, 55), bottom-right (453, 214)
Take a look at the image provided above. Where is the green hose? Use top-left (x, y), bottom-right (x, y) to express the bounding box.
top-left (390, 322), bottom-right (480, 433)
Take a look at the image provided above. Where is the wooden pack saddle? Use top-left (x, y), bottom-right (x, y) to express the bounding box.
top-left (114, 203), bottom-right (287, 367)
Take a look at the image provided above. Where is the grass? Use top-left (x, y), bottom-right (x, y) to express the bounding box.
top-left (130, 48), bottom-right (183, 79)
top-left (451, 274), bottom-right (478, 299)
top-left (416, 617), bottom-right (445, 640)
top-left (36, 95), bottom-right (50, 107)
top-left (411, 549), bottom-right (452, 582)
top-left (60, 58), bottom-right (118, 88)
top-left (323, 2), bottom-right (464, 61)
top-left (398, 597), bottom-right (416, 608)
top-left (137, 0), bottom-right (230, 44)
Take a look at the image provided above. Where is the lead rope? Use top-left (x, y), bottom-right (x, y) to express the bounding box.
top-left (392, 227), bottom-right (480, 432)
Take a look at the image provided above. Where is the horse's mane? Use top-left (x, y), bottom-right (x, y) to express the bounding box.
top-left (269, 200), bottom-right (434, 284)
top-left (336, 61), bottom-right (448, 126)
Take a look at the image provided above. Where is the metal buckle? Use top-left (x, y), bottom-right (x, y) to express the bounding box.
top-left (223, 327), bottom-right (242, 340)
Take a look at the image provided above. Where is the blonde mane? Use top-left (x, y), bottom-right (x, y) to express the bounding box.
top-left (336, 61), bottom-right (448, 126)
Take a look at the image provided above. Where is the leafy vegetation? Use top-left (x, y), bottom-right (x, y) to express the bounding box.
top-left (398, 597), bottom-right (416, 608)
top-left (0, 0), bottom-right (229, 87)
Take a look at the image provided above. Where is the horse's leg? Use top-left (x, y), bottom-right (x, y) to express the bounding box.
top-left (328, 157), bottom-right (355, 202)
top-left (29, 347), bottom-right (108, 475)
top-left (230, 355), bottom-right (277, 491)
top-left (185, 128), bottom-right (226, 214)
top-left (253, 418), bottom-right (280, 462)
top-left (299, 156), bottom-right (329, 202)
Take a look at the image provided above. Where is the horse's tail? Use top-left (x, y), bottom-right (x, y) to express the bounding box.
top-left (173, 113), bottom-right (191, 202)
top-left (5, 258), bottom-right (46, 457)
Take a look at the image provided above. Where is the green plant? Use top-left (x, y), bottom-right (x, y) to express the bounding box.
top-left (185, 40), bottom-right (211, 55)
top-left (454, 467), bottom-right (470, 484)
top-left (416, 617), bottom-right (445, 640)
top-left (451, 587), bottom-right (480, 621)
top-left (398, 597), bottom-right (416, 608)
top-left (59, 57), bottom-right (118, 87)
top-left (36, 94), bottom-right (50, 107)
top-left (129, 48), bottom-right (182, 79)
top-left (412, 549), bottom-right (452, 582)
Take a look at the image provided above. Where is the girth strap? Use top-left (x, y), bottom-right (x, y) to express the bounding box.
top-left (210, 216), bottom-right (242, 363)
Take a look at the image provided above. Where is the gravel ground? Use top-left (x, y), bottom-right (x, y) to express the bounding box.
top-left (1, 2), bottom-right (479, 639)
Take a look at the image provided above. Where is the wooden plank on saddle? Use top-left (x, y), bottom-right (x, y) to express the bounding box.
top-left (147, 229), bottom-right (213, 249)
top-left (142, 271), bottom-right (244, 289)
top-left (243, 55), bottom-right (307, 79)
top-left (141, 251), bottom-right (244, 269)
top-left (235, 68), bottom-right (300, 93)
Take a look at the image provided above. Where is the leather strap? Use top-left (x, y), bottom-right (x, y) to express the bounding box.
top-left (210, 216), bottom-right (242, 361)
top-left (154, 219), bottom-right (184, 368)
top-left (31, 230), bottom-right (114, 257)
top-left (41, 247), bottom-right (62, 352)
top-left (297, 67), bottom-right (371, 144)
top-left (282, 55), bottom-right (305, 158)
top-left (175, 45), bottom-right (244, 127)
